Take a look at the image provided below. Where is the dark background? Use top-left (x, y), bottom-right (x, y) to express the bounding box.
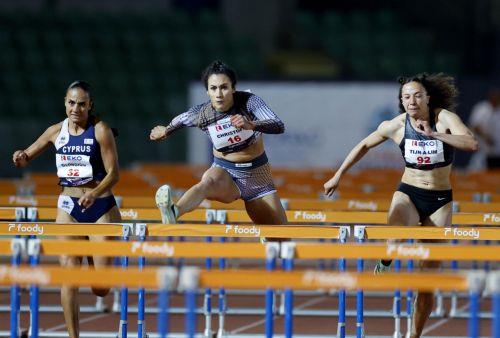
top-left (1, 0), bottom-right (499, 176)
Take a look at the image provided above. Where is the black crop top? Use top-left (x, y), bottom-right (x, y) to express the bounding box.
top-left (398, 113), bottom-right (454, 170)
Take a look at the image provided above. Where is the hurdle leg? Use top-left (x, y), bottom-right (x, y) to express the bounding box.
top-left (393, 260), bottom-right (402, 338)
top-left (10, 239), bottom-right (23, 338)
top-left (186, 288), bottom-right (198, 338)
top-left (28, 238), bottom-right (41, 338)
top-left (450, 239), bottom-right (459, 317)
top-left (157, 289), bottom-right (170, 338)
top-left (354, 227), bottom-right (365, 338)
top-left (490, 273), bottom-right (500, 338)
top-left (265, 243), bottom-right (279, 338)
top-left (337, 227), bottom-right (349, 338)
top-left (118, 225), bottom-right (131, 338)
top-left (337, 258), bottom-right (346, 338)
top-left (136, 225), bottom-right (148, 338)
top-left (356, 258), bottom-right (365, 338)
top-left (217, 237), bottom-right (227, 338)
top-left (281, 242), bottom-right (296, 338)
top-left (118, 256), bottom-right (129, 338)
top-left (204, 236), bottom-right (213, 338)
top-left (405, 242), bottom-right (414, 338)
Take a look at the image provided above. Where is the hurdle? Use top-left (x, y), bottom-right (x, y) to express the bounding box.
top-left (2, 195), bottom-right (500, 213)
top-left (20, 235), bottom-right (500, 338)
top-left (184, 268), bottom-right (492, 338)
top-left (1, 255), bottom-right (492, 338)
top-left (0, 265), bottom-right (177, 338)
top-left (0, 207), bottom-right (25, 222)
top-left (355, 226), bottom-right (500, 338)
top-left (20, 206), bottom-right (500, 227)
top-left (0, 223), bottom-right (129, 338)
top-left (2, 223), bottom-right (346, 338)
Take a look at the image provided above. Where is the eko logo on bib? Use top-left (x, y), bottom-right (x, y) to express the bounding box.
top-left (56, 153), bottom-right (92, 178)
top-left (405, 139), bottom-right (444, 165)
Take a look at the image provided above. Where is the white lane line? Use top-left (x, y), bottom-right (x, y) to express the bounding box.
top-left (44, 294), bottom-right (158, 333)
top-left (421, 302), bottom-right (470, 335)
top-left (44, 312), bottom-right (111, 332)
top-left (230, 296), bottom-right (327, 334)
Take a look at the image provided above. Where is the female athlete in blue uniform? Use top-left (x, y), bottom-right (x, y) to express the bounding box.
top-left (150, 60), bottom-right (287, 227)
top-left (324, 73), bottom-right (478, 338)
top-left (13, 81), bottom-right (121, 338)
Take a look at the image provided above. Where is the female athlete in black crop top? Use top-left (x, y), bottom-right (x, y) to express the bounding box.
top-left (323, 73), bottom-right (477, 338)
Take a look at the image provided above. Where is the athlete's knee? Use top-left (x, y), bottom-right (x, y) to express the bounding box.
top-left (92, 287), bottom-right (110, 297)
top-left (60, 255), bottom-right (81, 267)
top-left (197, 176), bottom-right (220, 192)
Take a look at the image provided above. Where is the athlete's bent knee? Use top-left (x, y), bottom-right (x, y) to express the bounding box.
top-left (197, 176), bottom-right (219, 192)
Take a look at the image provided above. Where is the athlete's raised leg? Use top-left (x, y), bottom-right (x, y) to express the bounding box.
top-left (157, 166), bottom-right (240, 223)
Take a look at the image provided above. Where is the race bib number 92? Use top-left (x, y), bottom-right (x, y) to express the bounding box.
top-left (405, 139), bottom-right (445, 165)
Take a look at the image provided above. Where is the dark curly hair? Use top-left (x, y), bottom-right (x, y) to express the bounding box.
top-left (397, 73), bottom-right (459, 113)
top-left (201, 60), bottom-right (237, 89)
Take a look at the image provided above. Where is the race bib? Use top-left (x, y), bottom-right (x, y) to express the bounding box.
top-left (405, 139), bottom-right (444, 165)
top-left (207, 117), bottom-right (254, 151)
top-left (56, 154), bottom-right (93, 179)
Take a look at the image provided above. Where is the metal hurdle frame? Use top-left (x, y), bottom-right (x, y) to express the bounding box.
top-left (179, 268), bottom-right (495, 338)
top-left (0, 264), bottom-right (178, 338)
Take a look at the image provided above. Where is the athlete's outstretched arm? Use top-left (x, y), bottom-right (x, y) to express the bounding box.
top-left (324, 121), bottom-right (392, 197)
top-left (12, 123), bottom-right (61, 168)
top-left (78, 122), bottom-right (119, 209)
top-left (415, 110), bottom-right (478, 152)
top-left (150, 104), bottom-right (203, 141)
top-left (234, 95), bottom-right (285, 134)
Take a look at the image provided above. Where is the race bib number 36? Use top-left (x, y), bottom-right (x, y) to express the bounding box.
top-left (208, 117), bottom-right (254, 151)
top-left (56, 154), bottom-right (93, 178)
top-left (405, 139), bottom-right (444, 165)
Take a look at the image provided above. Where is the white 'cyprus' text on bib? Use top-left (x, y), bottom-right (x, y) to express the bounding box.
top-left (56, 154), bottom-right (93, 179)
top-left (207, 117), bottom-right (254, 151)
top-left (405, 139), bottom-right (445, 165)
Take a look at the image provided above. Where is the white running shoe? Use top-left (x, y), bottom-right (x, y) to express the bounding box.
top-left (155, 184), bottom-right (177, 224)
top-left (373, 260), bottom-right (392, 275)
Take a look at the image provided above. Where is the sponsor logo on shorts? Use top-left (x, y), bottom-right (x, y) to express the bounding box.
top-left (444, 227), bottom-right (480, 239)
top-left (293, 211), bottom-right (326, 222)
top-left (131, 242), bottom-right (174, 256)
top-left (8, 223), bottom-right (44, 235)
top-left (224, 225), bottom-right (261, 237)
top-left (235, 162), bottom-right (252, 168)
top-left (0, 266), bottom-right (50, 285)
top-left (386, 244), bottom-right (430, 259)
top-left (120, 209), bottom-right (138, 220)
top-left (483, 213), bottom-right (500, 223)
top-left (347, 200), bottom-right (377, 211)
top-left (8, 196), bottom-right (37, 206)
top-left (302, 271), bottom-right (357, 289)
